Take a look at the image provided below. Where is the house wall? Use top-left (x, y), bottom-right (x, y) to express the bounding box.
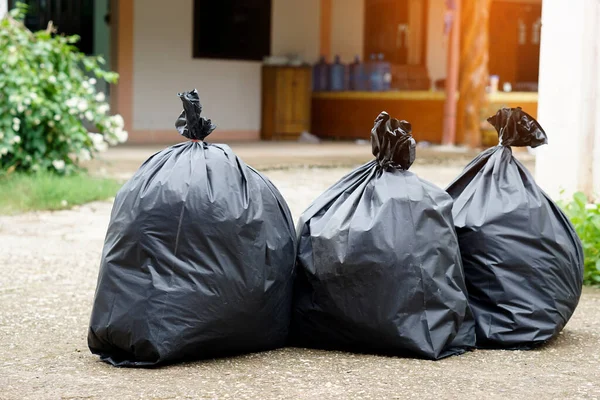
top-left (131, 0), bottom-right (320, 142)
top-left (0, 0), bottom-right (7, 17)
top-left (330, 0), bottom-right (364, 62)
top-left (426, 0), bottom-right (448, 85)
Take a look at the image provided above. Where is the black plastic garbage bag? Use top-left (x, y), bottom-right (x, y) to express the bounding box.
top-left (289, 112), bottom-right (475, 360)
top-left (446, 107), bottom-right (584, 349)
top-left (88, 90), bottom-right (296, 367)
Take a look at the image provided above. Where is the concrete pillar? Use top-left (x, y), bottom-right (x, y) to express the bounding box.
top-left (535, 0), bottom-right (600, 201)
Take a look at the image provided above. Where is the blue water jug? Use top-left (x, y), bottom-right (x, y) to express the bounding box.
top-left (379, 53), bottom-right (392, 91)
top-left (329, 55), bottom-right (346, 91)
top-left (349, 55), bottom-right (368, 91)
top-left (312, 56), bottom-right (329, 91)
top-left (368, 53), bottom-right (383, 91)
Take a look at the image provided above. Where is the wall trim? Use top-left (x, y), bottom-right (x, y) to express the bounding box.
top-left (113, 0), bottom-right (134, 133)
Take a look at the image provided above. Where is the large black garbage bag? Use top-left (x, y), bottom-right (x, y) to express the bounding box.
top-left (88, 90), bottom-right (296, 367)
top-left (290, 112), bottom-right (475, 360)
top-left (446, 107), bottom-right (584, 349)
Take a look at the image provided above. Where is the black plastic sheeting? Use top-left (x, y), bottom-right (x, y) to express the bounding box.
top-left (446, 107), bottom-right (584, 349)
top-left (88, 90), bottom-right (296, 367)
top-left (290, 112), bottom-right (475, 360)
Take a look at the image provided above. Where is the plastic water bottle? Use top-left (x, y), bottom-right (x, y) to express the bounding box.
top-left (367, 54), bottom-right (378, 91)
top-left (312, 56), bottom-right (329, 91)
top-left (379, 53), bottom-right (392, 91)
top-left (349, 55), bottom-right (368, 91)
top-left (329, 55), bottom-right (346, 91)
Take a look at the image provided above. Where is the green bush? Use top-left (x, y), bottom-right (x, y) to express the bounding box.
top-left (561, 192), bottom-right (600, 286)
top-left (0, 3), bottom-right (127, 175)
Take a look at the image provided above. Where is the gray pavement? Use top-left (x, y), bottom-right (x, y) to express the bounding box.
top-left (1, 151), bottom-right (598, 400)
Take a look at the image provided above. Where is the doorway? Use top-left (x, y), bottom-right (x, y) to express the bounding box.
top-left (8, 0), bottom-right (112, 98)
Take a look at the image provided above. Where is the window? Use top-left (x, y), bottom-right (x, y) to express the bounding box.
top-left (8, 0), bottom-right (95, 55)
top-left (193, 0), bottom-right (272, 61)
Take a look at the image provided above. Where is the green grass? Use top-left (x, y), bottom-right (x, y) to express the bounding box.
top-left (0, 172), bottom-right (122, 215)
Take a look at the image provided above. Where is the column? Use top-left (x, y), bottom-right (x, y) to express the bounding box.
top-left (0, 0), bottom-right (8, 18)
top-left (535, 0), bottom-right (600, 201)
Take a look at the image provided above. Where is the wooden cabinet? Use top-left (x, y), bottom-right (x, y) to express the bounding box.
top-left (261, 66), bottom-right (312, 140)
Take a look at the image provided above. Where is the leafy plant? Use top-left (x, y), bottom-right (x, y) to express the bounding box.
top-left (561, 192), bottom-right (600, 286)
top-left (0, 2), bottom-right (127, 175)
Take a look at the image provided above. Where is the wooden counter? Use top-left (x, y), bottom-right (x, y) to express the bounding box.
top-left (311, 91), bottom-right (538, 143)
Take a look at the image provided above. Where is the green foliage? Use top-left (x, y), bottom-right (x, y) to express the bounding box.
top-left (0, 3), bottom-right (127, 175)
top-left (0, 171), bottom-right (122, 214)
top-left (561, 192), bottom-right (600, 286)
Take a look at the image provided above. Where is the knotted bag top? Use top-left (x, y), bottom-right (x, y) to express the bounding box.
top-left (487, 107), bottom-right (547, 148)
top-left (175, 89), bottom-right (216, 141)
top-left (371, 111), bottom-right (416, 170)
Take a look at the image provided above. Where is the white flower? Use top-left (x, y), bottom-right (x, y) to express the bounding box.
top-left (48, 76), bottom-right (57, 84)
top-left (88, 132), bottom-right (103, 144)
top-left (115, 128), bottom-right (128, 143)
top-left (88, 132), bottom-right (108, 152)
top-left (85, 111), bottom-right (94, 121)
top-left (97, 104), bottom-right (110, 114)
top-left (32, 164), bottom-right (40, 172)
top-left (78, 149), bottom-right (91, 161)
top-left (23, 97), bottom-right (31, 105)
top-left (12, 124), bottom-right (20, 132)
top-left (17, 104), bottom-right (25, 113)
top-left (69, 109), bottom-right (77, 115)
top-left (8, 45), bottom-right (16, 53)
top-left (95, 92), bottom-right (106, 102)
top-left (106, 135), bottom-right (118, 146)
top-left (77, 100), bottom-right (88, 112)
top-left (11, 135), bottom-right (21, 144)
top-left (48, 121), bottom-right (55, 128)
top-left (52, 160), bottom-right (66, 171)
top-left (65, 82), bottom-right (72, 91)
top-left (54, 114), bottom-right (61, 121)
top-left (112, 114), bottom-right (125, 129)
top-left (96, 141), bottom-right (108, 152)
top-left (30, 93), bottom-right (38, 101)
top-left (89, 78), bottom-right (97, 85)
top-left (33, 118), bottom-right (41, 126)
top-left (0, 148), bottom-right (8, 156)
top-left (65, 97), bottom-right (78, 108)
top-left (13, 117), bottom-right (20, 125)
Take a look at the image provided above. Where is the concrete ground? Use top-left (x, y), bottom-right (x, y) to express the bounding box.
top-left (1, 144), bottom-right (599, 399)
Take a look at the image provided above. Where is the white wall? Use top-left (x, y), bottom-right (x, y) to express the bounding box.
top-left (330, 0), bottom-right (364, 62)
top-left (535, 0), bottom-right (600, 200)
top-left (0, 0), bottom-right (7, 18)
top-left (272, 0), bottom-right (320, 62)
top-left (132, 0), bottom-right (319, 132)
